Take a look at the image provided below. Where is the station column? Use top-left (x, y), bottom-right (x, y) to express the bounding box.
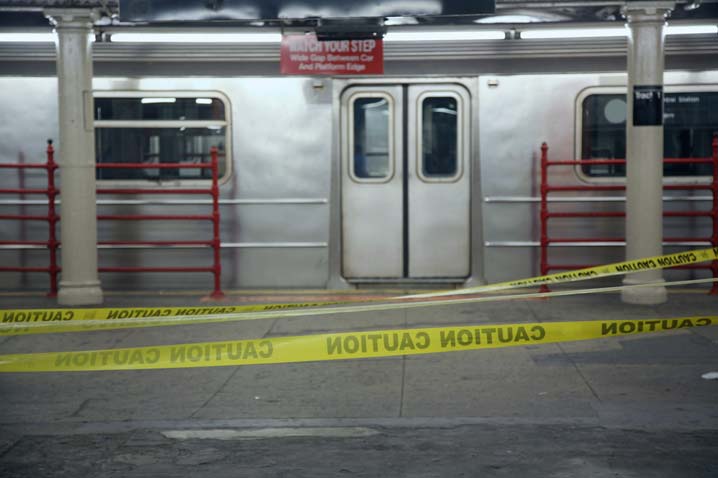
top-left (621, 2), bottom-right (674, 305)
top-left (45, 9), bottom-right (103, 305)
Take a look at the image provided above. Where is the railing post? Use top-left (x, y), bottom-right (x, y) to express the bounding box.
top-left (209, 147), bottom-right (224, 299)
top-left (539, 142), bottom-right (550, 293)
top-left (46, 139), bottom-right (59, 298)
top-left (18, 150), bottom-right (27, 289)
top-left (711, 134), bottom-right (718, 294)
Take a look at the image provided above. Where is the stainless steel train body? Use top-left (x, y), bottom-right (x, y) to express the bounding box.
top-left (1, 37), bottom-right (717, 291)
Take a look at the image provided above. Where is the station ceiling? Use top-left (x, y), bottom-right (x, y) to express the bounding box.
top-left (1, 0), bottom-right (718, 28)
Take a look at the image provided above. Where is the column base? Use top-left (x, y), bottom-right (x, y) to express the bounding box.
top-left (464, 275), bottom-right (487, 289)
top-left (326, 274), bottom-right (352, 290)
top-left (58, 280), bottom-right (103, 306)
top-left (621, 277), bottom-right (667, 305)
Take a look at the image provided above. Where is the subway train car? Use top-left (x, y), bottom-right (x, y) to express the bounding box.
top-left (0, 28), bottom-right (717, 292)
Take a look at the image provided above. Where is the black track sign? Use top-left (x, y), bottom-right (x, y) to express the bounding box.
top-left (633, 85), bottom-right (664, 126)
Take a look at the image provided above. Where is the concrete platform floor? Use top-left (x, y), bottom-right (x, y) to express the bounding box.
top-left (0, 289), bottom-right (717, 477)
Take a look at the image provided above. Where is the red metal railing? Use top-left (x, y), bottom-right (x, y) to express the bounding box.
top-left (94, 146), bottom-right (224, 298)
top-left (539, 135), bottom-right (718, 294)
top-left (0, 140), bottom-right (59, 296)
top-left (0, 144), bottom-right (224, 298)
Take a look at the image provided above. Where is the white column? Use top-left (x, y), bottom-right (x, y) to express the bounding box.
top-left (621, 2), bottom-right (674, 305)
top-left (45, 9), bottom-right (103, 305)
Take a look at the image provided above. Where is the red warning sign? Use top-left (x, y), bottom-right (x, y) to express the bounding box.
top-left (280, 34), bottom-right (384, 75)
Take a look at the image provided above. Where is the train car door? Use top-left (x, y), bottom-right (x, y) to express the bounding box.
top-left (341, 84), bottom-right (471, 279)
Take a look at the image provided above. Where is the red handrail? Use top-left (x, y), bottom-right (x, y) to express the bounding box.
top-left (210, 147), bottom-right (224, 299)
top-left (0, 140), bottom-right (59, 296)
top-left (0, 143), bottom-right (224, 299)
top-left (47, 141), bottom-right (59, 297)
top-left (539, 136), bottom-right (718, 294)
top-left (92, 148), bottom-right (225, 299)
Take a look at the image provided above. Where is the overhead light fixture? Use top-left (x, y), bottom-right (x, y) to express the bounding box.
top-left (111, 32), bottom-right (282, 43)
top-left (521, 28), bottom-right (627, 39)
top-left (195, 98), bottom-right (214, 105)
top-left (141, 97), bottom-right (177, 104)
top-left (666, 24), bottom-right (718, 35)
top-left (0, 32), bottom-right (56, 42)
top-left (384, 30), bottom-right (505, 42)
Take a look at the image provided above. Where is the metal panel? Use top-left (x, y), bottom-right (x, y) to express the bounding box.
top-left (407, 84), bottom-right (471, 277)
top-left (0, 76), bottom-right (334, 290)
top-left (1, 70), bottom-right (716, 291)
top-left (341, 85), bottom-right (403, 278)
top-left (477, 70), bottom-right (718, 283)
top-left (91, 77), bottom-right (333, 289)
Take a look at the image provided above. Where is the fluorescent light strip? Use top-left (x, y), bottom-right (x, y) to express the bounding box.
top-left (522, 24), bottom-right (717, 40)
top-left (666, 25), bottom-right (718, 35)
top-left (0, 33), bottom-right (56, 42)
top-left (521, 28), bottom-right (627, 39)
top-left (111, 32), bottom-right (282, 43)
top-left (384, 30), bottom-right (505, 41)
top-left (141, 97), bottom-right (176, 104)
top-left (114, 31), bottom-right (506, 43)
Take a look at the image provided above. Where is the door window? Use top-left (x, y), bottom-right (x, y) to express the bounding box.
top-left (421, 96), bottom-right (459, 179)
top-left (351, 96), bottom-right (393, 180)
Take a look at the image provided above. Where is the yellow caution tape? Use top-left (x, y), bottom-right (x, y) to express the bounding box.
top-left (0, 316), bottom-right (714, 373)
top-left (1, 247), bottom-right (716, 336)
top-left (402, 246), bottom-right (718, 299)
top-left (0, 277), bottom-right (716, 337)
top-left (0, 301), bottom-right (342, 326)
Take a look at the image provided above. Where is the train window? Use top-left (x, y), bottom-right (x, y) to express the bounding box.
top-left (580, 92), bottom-right (718, 178)
top-left (93, 95), bottom-right (230, 182)
top-left (421, 96), bottom-right (458, 178)
top-left (352, 96), bottom-right (391, 180)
